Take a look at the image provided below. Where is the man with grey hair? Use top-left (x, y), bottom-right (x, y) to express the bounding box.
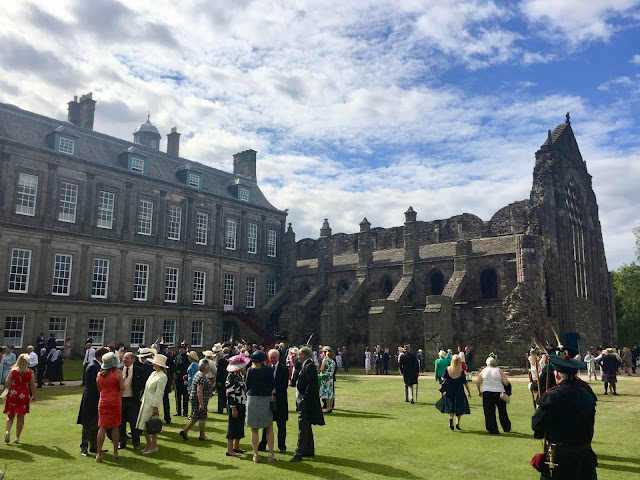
top-left (26, 346), bottom-right (38, 373)
top-left (258, 348), bottom-right (289, 452)
top-left (290, 347), bottom-right (325, 462)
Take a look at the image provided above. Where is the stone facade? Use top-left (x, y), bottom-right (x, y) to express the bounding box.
top-left (277, 116), bottom-right (616, 366)
top-left (0, 95), bottom-right (291, 358)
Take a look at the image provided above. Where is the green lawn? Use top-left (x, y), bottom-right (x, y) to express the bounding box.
top-left (1, 375), bottom-right (638, 479)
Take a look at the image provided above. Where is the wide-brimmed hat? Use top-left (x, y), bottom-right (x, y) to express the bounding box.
top-left (212, 343), bottom-right (223, 353)
top-left (251, 350), bottom-right (268, 364)
top-left (202, 350), bottom-right (214, 359)
top-left (137, 347), bottom-right (153, 358)
top-left (151, 354), bottom-right (168, 369)
top-left (438, 350), bottom-right (446, 358)
top-left (187, 351), bottom-right (199, 363)
top-left (227, 354), bottom-right (251, 372)
top-left (549, 354), bottom-right (587, 374)
top-left (290, 347), bottom-right (299, 355)
top-left (101, 352), bottom-right (118, 370)
top-left (322, 345), bottom-right (332, 352)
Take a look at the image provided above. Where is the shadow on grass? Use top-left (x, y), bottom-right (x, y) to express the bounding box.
top-left (0, 447), bottom-right (35, 462)
top-left (598, 454), bottom-right (640, 465)
top-left (312, 454), bottom-right (422, 478)
top-left (330, 409), bottom-right (394, 419)
top-left (18, 443), bottom-right (74, 459)
top-left (598, 462), bottom-right (640, 473)
top-left (456, 429), bottom-right (533, 439)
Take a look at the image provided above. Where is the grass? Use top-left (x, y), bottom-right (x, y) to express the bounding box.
top-left (1, 375), bottom-right (639, 479)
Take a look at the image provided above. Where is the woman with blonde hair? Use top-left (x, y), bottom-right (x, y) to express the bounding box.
top-left (136, 354), bottom-right (168, 455)
top-left (4, 353), bottom-right (36, 443)
top-left (245, 350), bottom-right (276, 463)
top-left (95, 352), bottom-right (124, 462)
top-left (436, 354), bottom-right (471, 430)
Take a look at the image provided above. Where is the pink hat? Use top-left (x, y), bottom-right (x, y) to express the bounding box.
top-left (227, 354), bottom-right (251, 372)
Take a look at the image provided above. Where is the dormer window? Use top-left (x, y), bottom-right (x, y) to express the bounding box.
top-left (130, 156), bottom-right (145, 173)
top-left (58, 137), bottom-right (75, 155)
top-left (239, 186), bottom-right (250, 202)
top-left (188, 173), bottom-right (201, 188)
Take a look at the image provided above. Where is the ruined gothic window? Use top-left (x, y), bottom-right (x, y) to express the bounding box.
top-left (300, 282), bottom-right (311, 302)
top-left (480, 268), bottom-right (498, 299)
top-left (380, 276), bottom-right (393, 299)
top-left (430, 271), bottom-right (444, 295)
top-left (337, 280), bottom-right (349, 298)
top-left (565, 180), bottom-right (588, 299)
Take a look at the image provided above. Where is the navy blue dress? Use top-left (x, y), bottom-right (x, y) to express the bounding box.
top-left (437, 369), bottom-right (470, 416)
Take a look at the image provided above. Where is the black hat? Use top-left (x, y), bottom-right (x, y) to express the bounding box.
top-left (158, 343), bottom-right (168, 350)
top-left (549, 354), bottom-right (586, 374)
top-left (179, 341), bottom-right (188, 349)
top-left (250, 350), bottom-right (268, 363)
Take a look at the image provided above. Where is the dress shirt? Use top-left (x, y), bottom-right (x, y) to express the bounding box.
top-left (122, 365), bottom-right (133, 397)
top-left (83, 347), bottom-right (95, 365)
top-left (28, 351), bottom-right (39, 367)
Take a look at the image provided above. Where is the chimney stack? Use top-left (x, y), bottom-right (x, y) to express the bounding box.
top-left (233, 149), bottom-right (257, 180)
top-left (68, 93), bottom-right (96, 130)
top-left (167, 126), bottom-right (181, 156)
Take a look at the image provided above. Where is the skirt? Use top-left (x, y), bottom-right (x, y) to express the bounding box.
top-left (227, 404), bottom-right (246, 440)
top-left (602, 372), bottom-right (617, 383)
top-left (245, 395), bottom-right (272, 429)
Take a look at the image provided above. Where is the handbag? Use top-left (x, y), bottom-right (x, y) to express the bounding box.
top-left (146, 414), bottom-right (162, 434)
top-left (500, 392), bottom-right (511, 404)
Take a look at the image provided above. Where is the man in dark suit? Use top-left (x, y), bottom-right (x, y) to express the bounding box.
top-left (119, 352), bottom-right (147, 449)
top-left (173, 342), bottom-right (190, 417)
top-left (77, 346), bottom-right (108, 456)
top-left (399, 344), bottom-right (419, 404)
top-left (36, 333), bottom-right (46, 353)
top-left (259, 349), bottom-right (289, 453)
top-left (216, 348), bottom-right (230, 414)
top-left (290, 346), bottom-right (325, 462)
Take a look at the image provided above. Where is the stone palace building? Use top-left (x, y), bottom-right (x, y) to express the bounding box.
top-left (0, 94), bottom-right (616, 364)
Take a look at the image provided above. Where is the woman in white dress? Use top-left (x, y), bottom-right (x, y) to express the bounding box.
top-left (364, 347), bottom-right (372, 374)
top-left (136, 354), bottom-right (168, 455)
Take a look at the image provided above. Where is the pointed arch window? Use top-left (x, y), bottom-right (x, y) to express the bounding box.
top-left (565, 180), bottom-right (588, 299)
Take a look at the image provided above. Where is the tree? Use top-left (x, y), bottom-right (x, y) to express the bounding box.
top-left (612, 227), bottom-right (640, 346)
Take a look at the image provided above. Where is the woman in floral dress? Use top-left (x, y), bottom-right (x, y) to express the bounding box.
top-left (179, 360), bottom-right (212, 441)
top-left (4, 354), bottom-right (36, 444)
top-left (320, 349), bottom-right (336, 413)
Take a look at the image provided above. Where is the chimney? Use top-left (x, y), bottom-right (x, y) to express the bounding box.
top-left (77, 92), bottom-right (96, 130)
top-left (233, 149), bottom-right (257, 180)
top-left (67, 95), bottom-right (80, 126)
top-left (167, 127), bottom-right (181, 156)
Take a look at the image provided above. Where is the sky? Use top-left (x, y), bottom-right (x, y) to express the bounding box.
top-left (1, 0), bottom-right (639, 269)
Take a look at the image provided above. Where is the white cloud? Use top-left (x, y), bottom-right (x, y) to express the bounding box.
top-left (631, 54), bottom-right (640, 64)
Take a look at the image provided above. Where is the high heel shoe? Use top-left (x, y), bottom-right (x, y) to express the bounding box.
top-left (456, 424), bottom-right (461, 430)
top-left (253, 454), bottom-right (260, 463)
top-left (268, 453), bottom-right (279, 463)
top-left (449, 419), bottom-right (454, 431)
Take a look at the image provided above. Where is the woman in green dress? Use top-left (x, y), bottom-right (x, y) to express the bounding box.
top-left (319, 348), bottom-right (336, 413)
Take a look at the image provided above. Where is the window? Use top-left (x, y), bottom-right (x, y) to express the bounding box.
top-left (49, 317), bottom-right (67, 347)
top-left (167, 205), bottom-right (182, 240)
top-left (267, 228), bottom-right (277, 257)
top-left (88, 317), bottom-right (105, 346)
top-left (247, 223), bottom-right (257, 254)
top-left (193, 270), bottom-right (206, 305)
top-left (223, 274), bottom-right (235, 310)
top-left (138, 199), bottom-right (153, 235)
top-left (195, 212), bottom-right (208, 245)
top-left (162, 319), bottom-right (176, 346)
top-left (188, 173), bottom-right (201, 188)
top-left (225, 219), bottom-right (237, 250)
top-left (165, 267), bottom-right (179, 303)
top-left (97, 191), bottom-right (115, 229)
top-left (58, 137), bottom-right (75, 155)
top-left (222, 321), bottom-right (233, 343)
top-left (9, 249), bottom-right (31, 293)
top-left (52, 254), bottom-right (72, 296)
top-left (133, 263), bottom-right (149, 301)
top-left (16, 173), bottom-right (38, 216)
top-left (130, 156), bottom-right (145, 173)
top-left (91, 258), bottom-right (110, 298)
top-left (246, 276), bottom-right (256, 308)
top-left (430, 271), bottom-right (444, 295)
top-left (480, 268), bottom-right (498, 299)
top-left (3, 316), bottom-right (25, 348)
top-left (566, 181), bottom-right (588, 299)
top-left (239, 187), bottom-right (250, 202)
top-left (191, 320), bottom-right (203, 347)
top-left (58, 181), bottom-right (78, 223)
top-left (130, 318), bottom-right (146, 347)
top-left (266, 279), bottom-right (276, 300)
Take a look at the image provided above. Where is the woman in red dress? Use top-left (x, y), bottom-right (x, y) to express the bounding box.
top-left (95, 352), bottom-right (123, 462)
top-left (4, 353), bottom-right (36, 444)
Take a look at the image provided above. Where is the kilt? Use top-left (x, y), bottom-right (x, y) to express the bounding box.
top-left (245, 395), bottom-right (272, 429)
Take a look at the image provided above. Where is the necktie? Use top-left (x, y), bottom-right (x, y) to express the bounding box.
top-left (125, 366), bottom-right (129, 378)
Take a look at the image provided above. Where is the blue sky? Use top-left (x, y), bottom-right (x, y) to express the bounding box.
top-left (1, 0), bottom-right (639, 269)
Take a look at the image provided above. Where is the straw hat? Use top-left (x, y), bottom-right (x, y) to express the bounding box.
top-left (322, 345), bottom-right (332, 352)
top-left (187, 351), bottom-right (199, 363)
top-left (137, 347), bottom-right (153, 358)
top-left (202, 350), bottom-right (214, 359)
top-left (438, 350), bottom-right (446, 358)
top-left (227, 354), bottom-right (251, 372)
top-left (212, 343), bottom-right (223, 353)
top-left (101, 352), bottom-right (118, 370)
top-left (151, 354), bottom-right (168, 369)
top-left (290, 347), bottom-right (299, 355)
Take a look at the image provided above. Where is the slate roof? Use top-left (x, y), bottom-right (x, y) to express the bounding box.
top-left (0, 101), bottom-right (282, 212)
top-left (296, 235), bottom-right (517, 269)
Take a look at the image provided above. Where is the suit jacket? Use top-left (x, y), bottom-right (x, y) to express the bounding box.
top-left (273, 363), bottom-right (289, 421)
top-left (121, 362), bottom-right (147, 400)
top-left (77, 359), bottom-right (101, 425)
top-left (296, 359), bottom-right (325, 426)
top-left (399, 352), bottom-right (419, 385)
top-left (216, 356), bottom-right (230, 386)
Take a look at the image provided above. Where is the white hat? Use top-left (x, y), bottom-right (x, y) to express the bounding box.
top-left (151, 353), bottom-right (168, 369)
top-left (212, 343), bottom-right (223, 353)
top-left (137, 347), bottom-right (153, 358)
top-left (202, 350), bottom-right (214, 359)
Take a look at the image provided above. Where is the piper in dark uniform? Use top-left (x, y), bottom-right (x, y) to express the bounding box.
top-left (399, 344), bottom-right (419, 404)
top-left (173, 342), bottom-right (190, 417)
top-left (531, 354), bottom-right (598, 480)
